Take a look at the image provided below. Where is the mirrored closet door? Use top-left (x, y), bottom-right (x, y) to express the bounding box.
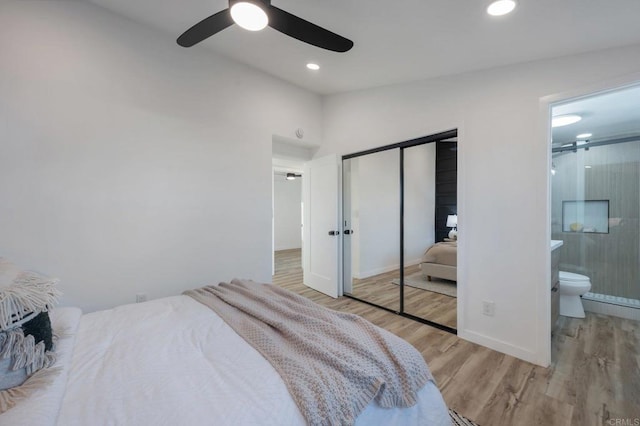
top-left (343, 148), bottom-right (400, 312)
top-left (342, 130), bottom-right (458, 333)
top-left (403, 141), bottom-right (457, 329)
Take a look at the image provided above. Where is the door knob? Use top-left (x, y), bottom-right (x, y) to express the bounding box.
top-left (328, 230), bottom-right (340, 236)
top-left (344, 229), bottom-right (354, 235)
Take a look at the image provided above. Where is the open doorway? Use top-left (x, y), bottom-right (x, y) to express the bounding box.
top-left (547, 83), bottom-right (640, 372)
top-left (550, 84), bottom-right (640, 327)
top-left (272, 135), bottom-right (318, 278)
top-left (273, 169), bottom-right (303, 274)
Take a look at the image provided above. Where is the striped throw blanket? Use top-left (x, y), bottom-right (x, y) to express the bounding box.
top-left (185, 279), bottom-right (434, 426)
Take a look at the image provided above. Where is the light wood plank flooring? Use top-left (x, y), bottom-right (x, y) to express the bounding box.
top-left (351, 264), bottom-right (457, 329)
top-left (273, 249), bottom-right (640, 426)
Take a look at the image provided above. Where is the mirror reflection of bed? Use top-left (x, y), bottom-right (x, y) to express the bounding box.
top-left (343, 132), bottom-right (457, 331)
top-left (421, 240), bottom-right (457, 283)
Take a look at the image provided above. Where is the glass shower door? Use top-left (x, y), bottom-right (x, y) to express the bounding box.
top-left (552, 139), bottom-right (640, 308)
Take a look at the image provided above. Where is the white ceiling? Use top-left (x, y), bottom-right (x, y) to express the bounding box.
top-left (86, 0), bottom-right (640, 95)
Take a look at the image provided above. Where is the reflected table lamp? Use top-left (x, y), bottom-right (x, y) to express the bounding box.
top-left (446, 215), bottom-right (458, 240)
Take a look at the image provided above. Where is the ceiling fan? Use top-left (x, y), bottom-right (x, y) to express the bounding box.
top-left (274, 172), bottom-right (302, 180)
top-left (177, 0), bottom-right (354, 53)
top-left (285, 172), bottom-right (302, 180)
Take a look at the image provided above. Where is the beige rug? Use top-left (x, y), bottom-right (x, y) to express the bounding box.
top-left (391, 271), bottom-right (457, 297)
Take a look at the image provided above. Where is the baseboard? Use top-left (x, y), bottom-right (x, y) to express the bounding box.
top-left (353, 258), bottom-right (422, 279)
top-left (274, 246), bottom-right (302, 252)
top-left (582, 298), bottom-right (640, 321)
top-left (458, 329), bottom-right (546, 367)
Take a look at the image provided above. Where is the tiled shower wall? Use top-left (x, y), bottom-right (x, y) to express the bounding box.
top-left (551, 141), bottom-right (640, 301)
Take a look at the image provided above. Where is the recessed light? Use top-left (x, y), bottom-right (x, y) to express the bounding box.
top-left (585, 165), bottom-right (592, 169)
top-left (576, 133), bottom-right (592, 139)
top-left (306, 63), bottom-right (320, 71)
top-left (552, 114), bottom-right (582, 128)
top-left (230, 2), bottom-right (269, 31)
top-left (487, 0), bottom-right (517, 16)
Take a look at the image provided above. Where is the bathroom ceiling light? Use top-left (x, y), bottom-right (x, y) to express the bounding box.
top-left (487, 0), bottom-right (517, 16)
top-left (584, 165), bottom-right (592, 169)
top-left (230, 1), bottom-right (269, 31)
top-left (552, 114), bottom-right (582, 128)
top-left (306, 63), bottom-right (320, 71)
top-left (576, 133), bottom-right (592, 139)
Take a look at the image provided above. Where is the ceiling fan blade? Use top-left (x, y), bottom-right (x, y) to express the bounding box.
top-left (177, 9), bottom-right (234, 47)
top-left (267, 6), bottom-right (353, 53)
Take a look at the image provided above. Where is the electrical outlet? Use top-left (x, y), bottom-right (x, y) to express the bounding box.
top-left (136, 293), bottom-right (148, 303)
top-left (482, 301), bottom-right (495, 317)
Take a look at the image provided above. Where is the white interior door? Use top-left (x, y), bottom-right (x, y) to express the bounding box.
top-left (303, 154), bottom-right (340, 298)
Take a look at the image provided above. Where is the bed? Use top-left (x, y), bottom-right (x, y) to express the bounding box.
top-left (420, 241), bottom-right (458, 282)
top-left (1, 280), bottom-right (451, 426)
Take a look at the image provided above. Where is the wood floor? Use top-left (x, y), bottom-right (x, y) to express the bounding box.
top-left (350, 264), bottom-right (457, 329)
top-left (273, 249), bottom-right (640, 426)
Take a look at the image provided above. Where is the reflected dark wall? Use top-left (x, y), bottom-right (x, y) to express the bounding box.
top-left (435, 141), bottom-right (458, 242)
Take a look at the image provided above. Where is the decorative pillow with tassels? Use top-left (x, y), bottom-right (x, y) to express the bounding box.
top-left (0, 258), bottom-right (62, 411)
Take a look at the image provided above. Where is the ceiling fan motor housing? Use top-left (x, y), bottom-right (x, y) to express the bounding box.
top-left (229, 0), bottom-right (271, 7)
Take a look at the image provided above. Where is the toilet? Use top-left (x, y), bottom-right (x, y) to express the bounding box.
top-left (558, 271), bottom-right (591, 318)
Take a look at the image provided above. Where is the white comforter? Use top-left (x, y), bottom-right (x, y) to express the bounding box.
top-left (6, 296), bottom-right (451, 425)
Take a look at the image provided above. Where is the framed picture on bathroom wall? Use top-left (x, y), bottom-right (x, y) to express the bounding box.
top-left (562, 200), bottom-right (609, 233)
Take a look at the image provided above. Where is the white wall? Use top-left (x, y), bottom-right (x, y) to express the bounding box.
top-left (347, 144), bottom-right (435, 279)
top-left (350, 149), bottom-right (400, 278)
top-left (0, 1), bottom-right (321, 312)
top-left (404, 143), bottom-right (436, 264)
top-left (273, 176), bottom-right (302, 251)
top-left (321, 43), bottom-right (640, 366)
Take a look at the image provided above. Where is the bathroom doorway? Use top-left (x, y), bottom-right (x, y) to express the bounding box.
top-left (550, 84), bottom-right (640, 323)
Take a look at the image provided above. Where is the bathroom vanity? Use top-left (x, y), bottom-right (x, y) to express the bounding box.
top-left (550, 240), bottom-right (563, 333)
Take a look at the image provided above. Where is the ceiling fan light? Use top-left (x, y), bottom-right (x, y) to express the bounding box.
top-left (230, 2), bottom-right (269, 31)
top-left (487, 0), bottom-right (516, 16)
